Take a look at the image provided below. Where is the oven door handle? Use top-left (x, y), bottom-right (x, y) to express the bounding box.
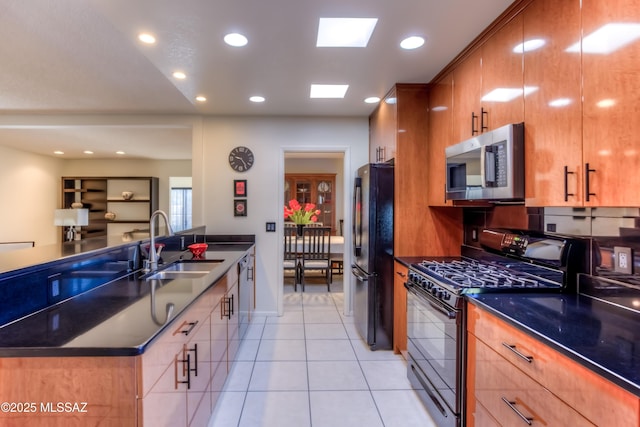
top-left (405, 283), bottom-right (457, 320)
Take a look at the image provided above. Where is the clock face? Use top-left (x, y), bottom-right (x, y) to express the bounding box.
top-left (228, 146), bottom-right (254, 172)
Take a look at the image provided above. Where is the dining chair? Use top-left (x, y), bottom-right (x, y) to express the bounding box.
top-left (300, 226), bottom-right (332, 291)
top-left (283, 226), bottom-right (302, 291)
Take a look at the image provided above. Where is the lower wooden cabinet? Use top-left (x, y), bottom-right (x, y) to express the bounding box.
top-left (467, 303), bottom-right (640, 427)
top-left (0, 257), bottom-right (254, 427)
top-left (393, 261), bottom-right (408, 356)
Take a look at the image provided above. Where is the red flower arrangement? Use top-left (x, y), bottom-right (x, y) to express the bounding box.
top-left (284, 199), bottom-right (321, 224)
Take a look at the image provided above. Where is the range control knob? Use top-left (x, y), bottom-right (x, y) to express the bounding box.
top-left (436, 290), bottom-right (444, 299)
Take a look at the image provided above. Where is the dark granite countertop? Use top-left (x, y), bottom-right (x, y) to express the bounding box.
top-left (467, 293), bottom-right (640, 397)
top-left (0, 247), bottom-right (252, 357)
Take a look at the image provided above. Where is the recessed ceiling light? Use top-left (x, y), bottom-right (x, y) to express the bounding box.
top-left (310, 84), bottom-right (349, 98)
top-left (316, 18), bottom-right (378, 47)
top-left (549, 98), bottom-right (572, 107)
top-left (566, 23), bottom-right (640, 54)
top-left (513, 38), bottom-right (546, 53)
top-left (224, 33), bottom-right (248, 47)
top-left (249, 96), bottom-right (265, 103)
top-left (364, 97), bottom-right (380, 104)
top-left (84, 151), bottom-right (94, 155)
top-left (138, 33), bottom-right (156, 44)
top-left (54, 150), bottom-right (64, 155)
top-left (400, 36), bottom-right (425, 50)
top-left (172, 71), bottom-right (186, 79)
top-left (116, 151), bottom-right (125, 155)
top-left (195, 95), bottom-right (207, 102)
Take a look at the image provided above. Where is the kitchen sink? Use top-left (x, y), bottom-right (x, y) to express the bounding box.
top-left (164, 260), bottom-right (223, 272)
top-left (143, 260), bottom-right (224, 281)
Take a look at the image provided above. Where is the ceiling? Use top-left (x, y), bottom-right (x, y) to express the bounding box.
top-left (0, 0), bottom-right (514, 159)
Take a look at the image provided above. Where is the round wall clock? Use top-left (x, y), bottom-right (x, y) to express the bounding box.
top-left (228, 146), bottom-right (254, 172)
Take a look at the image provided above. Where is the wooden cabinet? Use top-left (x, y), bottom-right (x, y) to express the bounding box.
top-left (369, 87), bottom-right (398, 163)
top-left (467, 303), bottom-right (640, 427)
top-left (523, 0), bottom-right (583, 206)
top-left (427, 72), bottom-right (454, 206)
top-left (284, 174), bottom-right (336, 233)
top-left (392, 261), bottom-right (408, 356)
top-left (62, 176), bottom-right (159, 240)
top-left (452, 15), bottom-right (524, 144)
top-left (452, 49), bottom-right (483, 143)
top-left (581, 0), bottom-right (640, 206)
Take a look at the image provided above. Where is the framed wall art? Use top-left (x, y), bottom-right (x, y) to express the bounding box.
top-left (234, 199), bottom-right (247, 217)
top-left (234, 180), bottom-right (247, 197)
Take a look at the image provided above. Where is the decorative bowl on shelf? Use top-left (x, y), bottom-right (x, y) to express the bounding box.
top-left (122, 191), bottom-right (134, 200)
top-left (188, 243), bottom-right (209, 258)
top-left (104, 211), bottom-right (116, 221)
top-left (71, 202), bottom-right (84, 209)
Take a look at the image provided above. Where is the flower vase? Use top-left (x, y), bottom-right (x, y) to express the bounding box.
top-left (296, 224), bottom-right (305, 236)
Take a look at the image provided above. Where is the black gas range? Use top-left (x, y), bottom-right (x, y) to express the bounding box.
top-left (405, 229), bottom-right (589, 427)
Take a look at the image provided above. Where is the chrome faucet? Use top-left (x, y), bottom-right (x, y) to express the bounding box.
top-left (146, 210), bottom-right (174, 272)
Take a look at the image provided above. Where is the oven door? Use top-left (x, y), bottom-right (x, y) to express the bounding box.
top-left (406, 282), bottom-right (463, 427)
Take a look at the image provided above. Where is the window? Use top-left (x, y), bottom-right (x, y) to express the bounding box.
top-left (170, 187), bottom-right (192, 231)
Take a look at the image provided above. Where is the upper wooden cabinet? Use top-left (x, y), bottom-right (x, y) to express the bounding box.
top-left (428, 72), bottom-right (454, 206)
top-left (581, 0), bottom-right (640, 206)
top-left (284, 174), bottom-right (336, 233)
top-left (369, 87), bottom-right (399, 163)
top-left (452, 15), bottom-right (524, 144)
top-left (523, 0), bottom-right (582, 206)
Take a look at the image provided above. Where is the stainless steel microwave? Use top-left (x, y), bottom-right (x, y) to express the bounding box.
top-left (445, 122), bottom-right (524, 201)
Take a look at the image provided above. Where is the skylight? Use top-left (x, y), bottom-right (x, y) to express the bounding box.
top-left (310, 84), bottom-right (349, 98)
top-left (316, 18), bottom-right (378, 47)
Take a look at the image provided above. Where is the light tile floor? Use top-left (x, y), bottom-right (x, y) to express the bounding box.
top-left (208, 278), bottom-right (436, 427)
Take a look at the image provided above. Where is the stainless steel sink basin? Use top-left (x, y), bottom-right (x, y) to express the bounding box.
top-left (143, 260), bottom-right (224, 281)
top-left (164, 260), bottom-right (223, 272)
top-left (145, 270), bottom-right (209, 280)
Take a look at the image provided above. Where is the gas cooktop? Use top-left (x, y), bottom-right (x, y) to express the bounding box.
top-left (412, 259), bottom-right (562, 292)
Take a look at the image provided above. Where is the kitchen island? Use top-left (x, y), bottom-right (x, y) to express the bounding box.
top-left (0, 233), bottom-right (255, 426)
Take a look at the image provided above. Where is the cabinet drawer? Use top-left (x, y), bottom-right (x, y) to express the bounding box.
top-left (472, 336), bottom-right (594, 426)
top-left (468, 303), bottom-right (640, 427)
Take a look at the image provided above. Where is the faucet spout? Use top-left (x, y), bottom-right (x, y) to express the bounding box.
top-left (147, 210), bottom-right (174, 272)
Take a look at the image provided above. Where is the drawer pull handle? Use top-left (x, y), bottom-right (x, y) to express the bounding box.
top-left (502, 342), bottom-right (533, 363)
top-left (501, 397), bottom-right (533, 425)
top-left (173, 320), bottom-right (198, 336)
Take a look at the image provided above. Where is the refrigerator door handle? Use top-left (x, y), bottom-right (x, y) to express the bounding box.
top-left (352, 177), bottom-right (362, 257)
top-left (351, 265), bottom-right (369, 282)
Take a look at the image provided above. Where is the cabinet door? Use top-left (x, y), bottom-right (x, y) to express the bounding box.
top-left (582, 0), bottom-right (640, 206)
top-left (210, 294), bottom-right (229, 410)
top-left (428, 73), bottom-right (454, 206)
top-left (369, 87), bottom-right (398, 163)
top-left (480, 14), bottom-right (524, 131)
top-left (186, 314), bottom-right (212, 426)
top-left (226, 281), bottom-right (240, 366)
top-left (523, 0), bottom-right (583, 206)
top-left (393, 261), bottom-right (408, 356)
top-left (452, 49), bottom-right (482, 143)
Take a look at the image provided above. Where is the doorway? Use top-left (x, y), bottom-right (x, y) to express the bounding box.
top-left (279, 148), bottom-right (352, 317)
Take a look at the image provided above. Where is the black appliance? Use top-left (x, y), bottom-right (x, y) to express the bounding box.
top-left (351, 162), bottom-right (394, 350)
top-left (405, 228), bottom-right (588, 427)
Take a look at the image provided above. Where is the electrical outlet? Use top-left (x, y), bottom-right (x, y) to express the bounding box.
top-left (614, 246), bottom-right (633, 274)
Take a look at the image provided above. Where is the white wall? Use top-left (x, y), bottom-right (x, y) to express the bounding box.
top-left (195, 116), bottom-right (369, 315)
top-left (0, 145), bottom-right (63, 246)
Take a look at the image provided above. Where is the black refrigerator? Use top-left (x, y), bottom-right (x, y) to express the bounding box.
top-left (351, 162), bottom-right (394, 350)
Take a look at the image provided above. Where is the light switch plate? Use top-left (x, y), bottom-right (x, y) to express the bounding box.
top-left (614, 246), bottom-right (633, 274)
top-left (266, 222), bottom-right (276, 232)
